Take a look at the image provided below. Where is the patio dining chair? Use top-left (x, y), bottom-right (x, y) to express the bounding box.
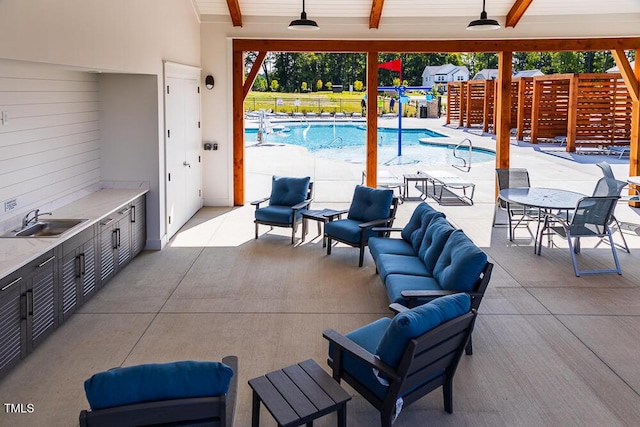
top-left (537, 196), bottom-right (622, 277)
top-left (591, 177), bottom-right (631, 253)
top-left (493, 168), bottom-right (540, 240)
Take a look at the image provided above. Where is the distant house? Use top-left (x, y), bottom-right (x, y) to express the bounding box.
top-left (513, 69), bottom-right (544, 78)
top-left (606, 61), bottom-right (635, 72)
top-left (421, 64), bottom-right (469, 90)
top-left (472, 69), bottom-right (499, 80)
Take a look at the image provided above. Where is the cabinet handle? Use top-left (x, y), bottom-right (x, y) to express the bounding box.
top-left (37, 255), bottom-right (55, 268)
top-left (101, 218), bottom-right (114, 226)
top-left (131, 205), bottom-right (136, 223)
top-left (112, 229), bottom-right (118, 249)
top-left (118, 207), bottom-right (131, 215)
top-left (1, 277), bottom-right (22, 292)
top-left (117, 228), bottom-right (121, 247)
top-left (75, 255), bottom-right (82, 278)
top-left (26, 290), bottom-right (33, 316)
top-left (80, 253), bottom-right (86, 275)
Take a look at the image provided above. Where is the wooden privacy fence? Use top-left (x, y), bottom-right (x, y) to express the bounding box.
top-left (448, 73), bottom-right (632, 152)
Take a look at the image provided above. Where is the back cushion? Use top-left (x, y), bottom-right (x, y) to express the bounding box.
top-left (84, 360), bottom-right (234, 410)
top-left (432, 230), bottom-right (488, 292)
top-left (270, 176), bottom-right (311, 206)
top-left (418, 217), bottom-right (455, 272)
top-left (400, 203), bottom-right (438, 242)
top-left (375, 293), bottom-right (471, 368)
top-left (348, 185), bottom-right (393, 222)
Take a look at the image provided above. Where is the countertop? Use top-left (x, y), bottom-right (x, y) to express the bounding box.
top-left (0, 188), bottom-right (148, 279)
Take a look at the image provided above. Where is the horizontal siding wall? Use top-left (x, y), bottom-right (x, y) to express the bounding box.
top-left (0, 59), bottom-right (100, 224)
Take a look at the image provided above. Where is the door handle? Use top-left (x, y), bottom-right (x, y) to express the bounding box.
top-left (183, 161), bottom-right (191, 168)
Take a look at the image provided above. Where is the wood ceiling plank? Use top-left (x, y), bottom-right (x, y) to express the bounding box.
top-left (505, 0), bottom-right (534, 28)
top-left (226, 0), bottom-right (242, 27)
top-left (369, 0), bottom-right (385, 29)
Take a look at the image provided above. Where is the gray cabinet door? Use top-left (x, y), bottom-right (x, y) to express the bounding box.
top-left (0, 274), bottom-right (25, 378)
top-left (131, 195), bottom-right (146, 255)
top-left (27, 253), bottom-right (57, 351)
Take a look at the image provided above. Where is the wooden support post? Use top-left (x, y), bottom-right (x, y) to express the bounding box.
top-left (465, 81), bottom-right (472, 128)
top-left (459, 83), bottom-right (466, 127)
top-left (483, 80), bottom-right (491, 133)
top-left (232, 48), bottom-right (245, 205)
top-left (531, 80), bottom-right (540, 144)
top-left (366, 52), bottom-right (379, 188)
top-left (445, 83), bottom-right (451, 125)
top-left (495, 51), bottom-right (512, 189)
top-left (629, 50), bottom-right (640, 206)
top-left (566, 75), bottom-right (578, 153)
top-left (516, 79), bottom-right (526, 141)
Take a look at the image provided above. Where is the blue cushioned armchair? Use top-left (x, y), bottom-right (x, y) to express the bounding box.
top-left (323, 294), bottom-right (476, 427)
top-left (79, 355), bottom-right (238, 427)
top-left (325, 185), bottom-right (399, 266)
top-left (252, 176), bottom-right (313, 244)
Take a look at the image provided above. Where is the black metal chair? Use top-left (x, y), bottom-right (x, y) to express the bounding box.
top-left (79, 355), bottom-right (238, 427)
top-left (324, 293), bottom-right (476, 427)
top-left (493, 168), bottom-right (539, 240)
top-left (537, 196), bottom-right (622, 276)
top-left (252, 176), bottom-right (313, 244)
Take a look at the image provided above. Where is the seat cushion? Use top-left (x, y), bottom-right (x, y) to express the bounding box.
top-left (368, 237), bottom-right (415, 261)
top-left (400, 202), bottom-right (438, 242)
top-left (384, 274), bottom-right (442, 305)
top-left (329, 318), bottom-right (392, 401)
top-left (377, 253), bottom-right (431, 281)
top-left (255, 205), bottom-right (301, 225)
top-left (269, 176), bottom-right (310, 207)
top-left (418, 216), bottom-right (456, 273)
top-left (325, 218), bottom-right (364, 245)
top-left (432, 230), bottom-right (488, 292)
top-left (347, 185), bottom-right (393, 222)
top-left (375, 293), bottom-right (471, 368)
top-left (84, 360), bottom-right (234, 410)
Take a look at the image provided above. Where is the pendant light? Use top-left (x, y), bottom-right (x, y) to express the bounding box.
top-left (467, 0), bottom-right (501, 31)
top-left (288, 0), bottom-right (319, 31)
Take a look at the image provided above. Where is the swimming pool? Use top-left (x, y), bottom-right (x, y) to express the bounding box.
top-left (245, 123), bottom-right (495, 165)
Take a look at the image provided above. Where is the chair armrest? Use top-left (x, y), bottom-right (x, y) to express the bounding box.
top-left (250, 197), bottom-right (270, 208)
top-left (400, 290), bottom-right (459, 298)
top-left (358, 217), bottom-right (394, 229)
top-left (371, 227), bottom-right (403, 233)
top-left (388, 303), bottom-right (410, 314)
top-left (322, 329), bottom-right (400, 383)
top-left (291, 199), bottom-right (312, 210)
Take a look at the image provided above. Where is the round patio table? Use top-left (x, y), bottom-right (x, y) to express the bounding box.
top-left (499, 187), bottom-right (587, 253)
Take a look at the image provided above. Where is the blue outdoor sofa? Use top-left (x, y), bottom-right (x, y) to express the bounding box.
top-left (368, 202), bottom-right (493, 354)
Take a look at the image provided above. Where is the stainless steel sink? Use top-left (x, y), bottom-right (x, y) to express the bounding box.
top-left (3, 219), bottom-right (88, 238)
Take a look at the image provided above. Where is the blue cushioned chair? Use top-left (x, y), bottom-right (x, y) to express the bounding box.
top-left (324, 294), bottom-right (476, 427)
top-left (325, 185), bottom-right (398, 266)
top-left (252, 176), bottom-right (313, 244)
top-left (79, 355), bottom-right (238, 427)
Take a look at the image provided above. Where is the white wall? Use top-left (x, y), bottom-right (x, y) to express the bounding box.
top-left (0, 0), bottom-right (201, 248)
top-left (0, 60), bottom-right (101, 230)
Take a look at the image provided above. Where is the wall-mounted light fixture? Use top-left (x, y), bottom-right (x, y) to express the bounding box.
top-left (205, 75), bottom-right (215, 90)
top-left (467, 0), bottom-right (501, 31)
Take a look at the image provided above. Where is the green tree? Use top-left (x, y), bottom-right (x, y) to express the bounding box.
top-left (270, 79), bottom-right (279, 92)
top-left (252, 74), bottom-right (267, 91)
top-left (316, 79), bottom-right (323, 91)
top-left (354, 80), bottom-right (364, 91)
top-left (326, 81), bottom-right (333, 91)
top-left (301, 81), bottom-right (308, 92)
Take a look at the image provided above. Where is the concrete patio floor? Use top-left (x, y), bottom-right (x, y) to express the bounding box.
top-left (2, 118), bottom-right (640, 426)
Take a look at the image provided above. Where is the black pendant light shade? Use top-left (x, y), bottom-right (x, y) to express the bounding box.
top-left (467, 0), bottom-right (501, 31)
top-left (288, 0), bottom-right (319, 31)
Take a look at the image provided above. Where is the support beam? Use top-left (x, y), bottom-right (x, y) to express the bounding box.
top-left (630, 50), bottom-right (640, 207)
top-left (566, 75), bottom-right (579, 152)
top-left (243, 51), bottom-right (267, 99)
top-left (369, 0), bottom-right (385, 29)
top-left (612, 49), bottom-right (639, 102)
top-left (495, 52), bottom-right (513, 175)
top-left (226, 0), bottom-right (243, 27)
top-left (505, 0), bottom-right (534, 28)
top-left (366, 52), bottom-right (379, 188)
top-left (232, 49), bottom-right (245, 205)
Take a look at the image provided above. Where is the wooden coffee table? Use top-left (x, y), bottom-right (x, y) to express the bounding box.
top-left (249, 359), bottom-right (351, 427)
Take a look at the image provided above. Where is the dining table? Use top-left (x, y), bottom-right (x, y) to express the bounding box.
top-left (498, 187), bottom-right (587, 253)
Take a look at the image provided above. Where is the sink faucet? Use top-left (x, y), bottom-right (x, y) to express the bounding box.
top-left (22, 209), bottom-right (52, 228)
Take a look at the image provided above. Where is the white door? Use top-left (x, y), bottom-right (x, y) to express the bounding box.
top-left (165, 76), bottom-right (202, 239)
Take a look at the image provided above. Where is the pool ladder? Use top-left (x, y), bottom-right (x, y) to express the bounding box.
top-left (452, 138), bottom-right (472, 172)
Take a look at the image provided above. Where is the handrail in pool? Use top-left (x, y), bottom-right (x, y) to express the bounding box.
top-left (452, 138), bottom-right (472, 172)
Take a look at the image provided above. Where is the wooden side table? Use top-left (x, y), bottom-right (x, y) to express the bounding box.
top-left (249, 359), bottom-right (351, 427)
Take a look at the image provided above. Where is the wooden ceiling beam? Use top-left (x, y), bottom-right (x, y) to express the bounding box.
top-left (612, 49), bottom-right (639, 102)
top-left (243, 51), bottom-right (267, 99)
top-left (505, 0), bottom-right (534, 28)
top-left (226, 0), bottom-right (242, 27)
top-left (233, 37), bottom-right (640, 54)
top-left (369, 0), bottom-right (385, 29)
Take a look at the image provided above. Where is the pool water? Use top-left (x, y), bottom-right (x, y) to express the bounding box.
top-left (245, 123), bottom-right (495, 165)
